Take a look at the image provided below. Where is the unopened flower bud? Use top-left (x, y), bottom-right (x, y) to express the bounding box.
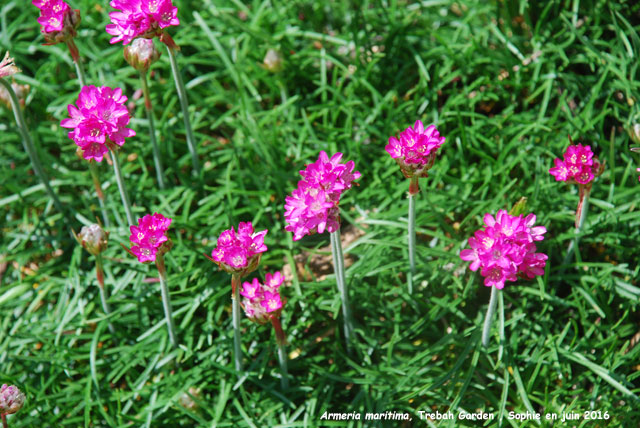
top-left (0, 52), bottom-right (19, 78)
top-left (76, 223), bottom-right (109, 256)
top-left (179, 387), bottom-right (202, 411)
top-left (0, 80), bottom-right (30, 110)
top-left (263, 49), bottom-right (283, 73)
top-left (628, 123), bottom-right (640, 145)
top-left (0, 384), bottom-right (25, 415)
top-left (124, 38), bottom-right (162, 73)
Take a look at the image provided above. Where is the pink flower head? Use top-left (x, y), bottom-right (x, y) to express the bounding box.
top-left (240, 271), bottom-right (285, 324)
top-left (549, 142), bottom-right (603, 185)
top-left (284, 151), bottom-right (360, 241)
top-left (460, 209), bottom-right (547, 289)
top-left (0, 384), bottom-right (25, 415)
top-left (129, 213), bottom-right (172, 263)
top-left (386, 120), bottom-right (445, 179)
top-left (211, 222), bottom-right (268, 275)
top-left (32, 0), bottom-right (80, 44)
top-left (106, 0), bottom-right (179, 45)
top-left (61, 85), bottom-right (135, 162)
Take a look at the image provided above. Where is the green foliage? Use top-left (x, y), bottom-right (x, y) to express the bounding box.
top-left (1, 0), bottom-right (639, 426)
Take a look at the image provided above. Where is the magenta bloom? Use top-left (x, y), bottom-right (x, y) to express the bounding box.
top-left (549, 143), bottom-right (602, 184)
top-left (460, 210), bottom-right (547, 289)
top-left (240, 271), bottom-right (285, 324)
top-left (211, 222), bottom-right (268, 275)
top-left (106, 0), bottom-right (180, 45)
top-left (386, 120), bottom-right (445, 179)
top-left (60, 85), bottom-right (135, 162)
top-left (32, 0), bottom-right (80, 44)
top-left (284, 151), bottom-right (360, 241)
top-left (129, 213), bottom-right (172, 263)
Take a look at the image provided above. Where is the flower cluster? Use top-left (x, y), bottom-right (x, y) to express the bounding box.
top-left (32, 0), bottom-right (80, 44)
top-left (0, 384), bottom-right (25, 415)
top-left (129, 213), bottom-right (172, 263)
top-left (240, 271), bottom-right (285, 323)
top-left (106, 0), bottom-right (180, 46)
top-left (60, 85), bottom-right (135, 162)
top-left (284, 151), bottom-right (360, 241)
top-left (460, 210), bottom-right (548, 289)
top-left (386, 120), bottom-right (445, 179)
top-left (211, 222), bottom-right (268, 275)
top-left (549, 143), bottom-right (602, 184)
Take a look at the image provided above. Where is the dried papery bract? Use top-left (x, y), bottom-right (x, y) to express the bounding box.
top-left (284, 151), bottom-right (360, 351)
top-left (241, 271), bottom-right (289, 388)
top-left (386, 120), bottom-right (446, 293)
top-left (127, 213), bottom-right (178, 348)
top-left (74, 223), bottom-right (115, 334)
top-left (0, 384), bottom-right (25, 427)
top-left (460, 208), bottom-right (547, 347)
top-left (549, 137), bottom-right (604, 265)
top-left (107, 0), bottom-right (201, 176)
top-left (61, 85), bottom-right (136, 226)
top-left (0, 52), bottom-right (19, 78)
top-left (209, 222), bottom-right (269, 373)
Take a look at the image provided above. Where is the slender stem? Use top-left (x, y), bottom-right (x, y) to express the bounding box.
top-left (563, 186), bottom-right (590, 267)
top-left (88, 162), bottom-right (110, 228)
top-left (482, 286), bottom-right (499, 348)
top-left (165, 45), bottom-right (201, 175)
top-left (96, 254), bottom-right (115, 335)
top-left (0, 78), bottom-right (66, 218)
top-left (330, 229), bottom-right (353, 351)
top-left (156, 254), bottom-right (178, 349)
top-left (1, 413), bottom-right (7, 428)
top-left (140, 71), bottom-right (166, 189)
top-left (109, 150), bottom-right (134, 226)
top-left (66, 39), bottom-right (87, 88)
top-left (408, 193), bottom-right (416, 294)
top-left (231, 274), bottom-right (243, 372)
top-left (270, 317), bottom-right (289, 389)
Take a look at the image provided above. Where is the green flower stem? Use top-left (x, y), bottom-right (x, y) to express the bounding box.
top-left (231, 274), bottom-right (243, 372)
top-left (482, 286), bottom-right (499, 348)
top-left (139, 71), bottom-right (166, 189)
top-left (66, 39), bottom-right (87, 88)
top-left (408, 192), bottom-right (416, 294)
top-left (563, 186), bottom-right (590, 267)
top-left (88, 162), bottom-right (110, 228)
top-left (330, 229), bottom-right (353, 352)
top-left (95, 254), bottom-right (115, 335)
top-left (271, 316), bottom-right (289, 389)
top-left (165, 45), bottom-right (201, 176)
top-left (156, 253), bottom-right (178, 349)
top-left (0, 78), bottom-right (66, 218)
top-left (109, 150), bottom-right (134, 227)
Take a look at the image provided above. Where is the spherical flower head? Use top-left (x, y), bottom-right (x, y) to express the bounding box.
top-left (549, 142), bottom-right (603, 185)
top-left (284, 151), bottom-right (360, 241)
top-left (60, 85), bottom-right (135, 162)
top-left (263, 49), bottom-right (283, 73)
top-left (386, 120), bottom-right (446, 179)
top-left (211, 222), bottom-right (268, 276)
top-left (460, 209), bottom-right (547, 289)
top-left (32, 0), bottom-right (81, 45)
top-left (75, 223), bottom-right (109, 256)
top-left (0, 384), bottom-right (25, 415)
top-left (129, 213), bottom-right (172, 263)
top-left (106, 0), bottom-right (179, 45)
top-left (124, 37), bottom-right (161, 72)
top-left (240, 271), bottom-right (285, 324)
top-left (0, 52), bottom-right (20, 78)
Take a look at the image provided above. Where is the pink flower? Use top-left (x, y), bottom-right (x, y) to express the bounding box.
top-left (386, 120), bottom-right (445, 178)
top-left (549, 143), bottom-right (603, 184)
top-left (129, 213), bottom-right (172, 263)
top-left (211, 222), bottom-right (268, 275)
top-left (61, 85), bottom-right (135, 162)
top-left (0, 384), bottom-right (25, 415)
top-left (106, 0), bottom-right (179, 45)
top-left (240, 271), bottom-right (285, 324)
top-left (460, 209), bottom-right (547, 289)
top-left (32, 0), bottom-right (80, 44)
top-left (284, 151), bottom-right (360, 241)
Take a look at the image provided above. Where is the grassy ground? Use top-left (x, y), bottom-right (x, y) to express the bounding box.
top-left (1, 0), bottom-right (640, 426)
